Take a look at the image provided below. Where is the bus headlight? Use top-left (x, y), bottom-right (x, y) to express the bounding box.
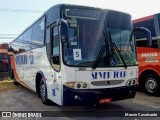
top-left (127, 80), bottom-right (132, 86)
top-left (125, 79), bottom-right (137, 86)
top-left (76, 83), bottom-right (81, 88)
top-left (65, 82), bottom-right (89, 89)
top-left (65, 82), bottom-right (75, 88)
top-left (132, 79), bottom-right (136, 84)
top-left (82, 83), bottom-right (87, 88)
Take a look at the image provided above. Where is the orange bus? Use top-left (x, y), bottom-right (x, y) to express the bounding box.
top-left (133, 14), bottom-right (160, 95)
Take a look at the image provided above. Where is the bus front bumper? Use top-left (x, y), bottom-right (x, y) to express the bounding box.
top-left (63, 85), bottom-right (136, 105)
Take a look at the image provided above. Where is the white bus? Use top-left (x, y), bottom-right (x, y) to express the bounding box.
top-left (9, 4), bottom-right (139, 106)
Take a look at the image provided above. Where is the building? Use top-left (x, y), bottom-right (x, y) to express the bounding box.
top-left (0, 43), bottom-right (9, 72)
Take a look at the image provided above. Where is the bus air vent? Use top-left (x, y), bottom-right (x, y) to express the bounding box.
top-left (91, 80), bottom-right (124, 86)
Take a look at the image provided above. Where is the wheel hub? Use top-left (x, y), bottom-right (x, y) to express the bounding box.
top-left (40, 84), bottom-right (46, 102)
top-left (145, 78), bottom-right (158, 93)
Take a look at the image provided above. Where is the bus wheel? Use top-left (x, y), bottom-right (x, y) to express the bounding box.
top-left (144, 73), bottom-right (160, 95)
top-left (40, 78), bottom-right (50, 105)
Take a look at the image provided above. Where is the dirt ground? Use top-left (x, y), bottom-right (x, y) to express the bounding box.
top-left (0, 79), bottom-right (17, 93)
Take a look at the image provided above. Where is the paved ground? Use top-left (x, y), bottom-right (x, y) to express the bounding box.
top-left (0, 79), bottom-right (160, 120)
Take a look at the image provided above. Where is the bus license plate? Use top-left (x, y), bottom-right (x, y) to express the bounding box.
top-left (99, 98), bottom-right (112, 103)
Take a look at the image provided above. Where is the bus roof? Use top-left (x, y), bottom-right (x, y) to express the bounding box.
top-left (133, 13), bottom-right (160, 38)
top-left (10, 4), bottom-right (131, 45)
top-left (133, 13), bottom-right (160, 23)
top-left (133, 15), bottom-right (154, 23)
top-left (45, 4), bottom-right (131, 17)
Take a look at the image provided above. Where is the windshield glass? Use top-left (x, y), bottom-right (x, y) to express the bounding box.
top-left (62, 9), bottom-right (137, 67)
top-left (108, 29), bottom-right (137, 66)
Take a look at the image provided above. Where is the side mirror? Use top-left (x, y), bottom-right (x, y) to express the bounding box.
top-left (60, 19), bottom-right (69, 43)
top-left (134, 27), bottom-right (152, 47)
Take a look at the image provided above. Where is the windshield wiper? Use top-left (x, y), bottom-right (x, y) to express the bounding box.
top-left (108, 31), bottom-right (127, 69)
top-left (92, 45), bottom-right (106, 70)
top-left (92, 12), bottom-right (111, 70)
top-left (92, 12), bottom-right (127, 70)
top-left (92, 12), bottom-right (110, 70)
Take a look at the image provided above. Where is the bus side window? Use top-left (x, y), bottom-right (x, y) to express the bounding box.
top-left (136, 40), bottom-right (147, 47)
top-left (152, 39), bottom-right (158, 48)
top-left (52, 26), bottom-right (60, 71)
top-left (135, 31), bottom-right (148, 47)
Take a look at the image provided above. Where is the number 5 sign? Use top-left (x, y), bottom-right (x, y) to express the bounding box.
top-left (73, 49), bottom-right (82, 60)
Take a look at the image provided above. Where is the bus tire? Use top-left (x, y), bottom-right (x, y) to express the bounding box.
top-left (40, 77), bottom-right (50, 105)
top-left (143, 73), bottom-right (160, 96)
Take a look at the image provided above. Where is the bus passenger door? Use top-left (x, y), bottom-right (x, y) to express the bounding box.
top-left (49, 24), bottom-right (62, 105)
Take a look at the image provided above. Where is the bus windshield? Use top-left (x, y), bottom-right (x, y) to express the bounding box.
top-left (62, 9), bottom-right (137, 67)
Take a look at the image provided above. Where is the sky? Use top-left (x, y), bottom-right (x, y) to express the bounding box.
top-left (0, 0), bottom-right (160, 43)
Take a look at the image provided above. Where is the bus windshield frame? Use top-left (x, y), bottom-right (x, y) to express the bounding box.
top-left (61, 8), bottom-right (137, 68)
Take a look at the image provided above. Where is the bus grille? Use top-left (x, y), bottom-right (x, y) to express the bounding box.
top-left (91, 80), bottom-right (124, 86)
